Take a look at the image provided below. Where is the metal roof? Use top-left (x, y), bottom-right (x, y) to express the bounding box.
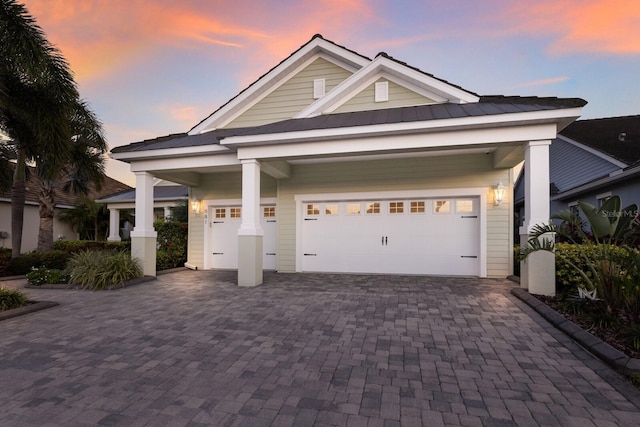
top-left (113, 97), bottom-right (586, 154)
top-left (97, 185), bottom-right (188, 203)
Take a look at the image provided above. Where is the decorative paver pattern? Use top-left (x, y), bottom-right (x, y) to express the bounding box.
top-left (1, 270), bottom-right (639, 426)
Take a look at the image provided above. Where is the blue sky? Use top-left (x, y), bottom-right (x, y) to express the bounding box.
top-left (22, 0), bottom-right (640, 186)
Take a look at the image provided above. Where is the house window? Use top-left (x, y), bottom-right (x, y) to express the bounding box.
top-left (410, 201), bottom-right (425, 213)
top-left (307, 204), bottom-right (320, 215)
top-left (325, 204), bottom-right (339, 215)
top-left (366, 202), bottom-right (381, 214)
top-left (347, 203), bottom-right (361, 215)
top-left (313, 78), bottom-right (325, 99)
top-left (389, 201), bottom-right (404, 214)
top-left (434, 200), bottom-right (451, 213)
top-left (230, 208), bottom-right (241, 218)
top-left (215, 208), bottom-right (226, 219)
top-left (456, 200), bottom-right (474, 213)
top-left (375, 81), bottom-right (388, 102)
top-left (597, 192), bottom-right (612, 207)
top-left (264, 207), bottom-right (275, 217)
top-left (568, 202), bottom-right (579, 216)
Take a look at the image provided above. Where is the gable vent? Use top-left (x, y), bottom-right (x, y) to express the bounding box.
top-left (313, 79), bottom-right (325, 99)
top-left (375, 81), bottom-right (389, 102)
top-left (618, 132), bottom-right (626, 142)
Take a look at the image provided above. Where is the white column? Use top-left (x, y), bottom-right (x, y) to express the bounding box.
top-left (519, 140), bottom-right (555, 295)
top-left (130, 172), bottom-right (157, 276)
top-left (238, 159), bottom-right (264, 286)
top-left (107, 207), bottom-right (121, 241)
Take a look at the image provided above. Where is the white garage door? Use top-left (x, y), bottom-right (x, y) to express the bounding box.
top-left (206, 205), bottom-right (277, 270)
top-left (301, 197), bottom-right (479, 276)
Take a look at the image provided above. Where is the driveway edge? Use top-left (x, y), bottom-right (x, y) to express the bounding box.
top-left (511, 287), bottom-right (640, 375)
top-left (0, 301), bottom-right (59, 322)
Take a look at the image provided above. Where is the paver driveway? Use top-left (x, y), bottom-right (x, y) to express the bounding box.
top-left (1, 270), bottom-right (639, 426)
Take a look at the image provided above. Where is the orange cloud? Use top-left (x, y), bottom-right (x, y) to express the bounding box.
top-left (515, 76), bottom-right (570, 88)
top-left (502, 0), bottom-right (640, 55)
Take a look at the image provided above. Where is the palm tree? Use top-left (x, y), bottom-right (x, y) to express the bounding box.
top-left (0, 0), bottom-right (79, 257)
top-left (36, 100), bottom-right (107, 251)
top-left (58, 197), bottom-right (110, 241)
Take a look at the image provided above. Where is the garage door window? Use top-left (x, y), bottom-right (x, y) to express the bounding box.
top-left (264, 207), bottom-right (275, 217)
top-left (434, 200), bottom-right (451, 213)
top-left (215, 208), bottom-right (226, 218)
top-left (307, 204), bottom-right (320, 215)
top-left (347, 203), bottom-right (361, 215)
top-left (456, 200), bottom-right (474, 213)
top-left (325, 204), bottom-right (339, 215)
top-left (410, 201), bottom-right (425, 213)
top-left (389, 201), bottom-right (404, 214)
top-left (366, 202), bottom-right (381, 214)
top-left (230, 208), bottom-right (241, 218)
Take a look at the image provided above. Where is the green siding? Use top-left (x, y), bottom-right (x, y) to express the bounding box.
top-left (334, 78), bottom-right (436, 114)
top-left (225, 57), bottom-right (353, 129)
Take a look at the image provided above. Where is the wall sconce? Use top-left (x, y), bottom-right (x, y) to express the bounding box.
top-left (191, 196), bottom-right (201, 214)
top-left (493, 181), bottom-right (506, 206)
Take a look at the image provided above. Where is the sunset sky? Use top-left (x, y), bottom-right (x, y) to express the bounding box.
top-left (21, 0), bottom-right (640, 186)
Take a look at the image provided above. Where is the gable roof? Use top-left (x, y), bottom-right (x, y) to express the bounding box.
top-left (559, 115), bottom-right (640, 165)
top-left (97, 185), bottom-right (188, 204)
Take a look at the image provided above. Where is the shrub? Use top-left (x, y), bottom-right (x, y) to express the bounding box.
top-left (53, 240), bottom-right (129, 253)
top-left (0, 287), bottom-right (28, 311)
top-left (65, 250), bottom-right (142, 290)
top-left (0, 248), bottom-right (11, 275)
top-left (8, 250), bottom-right (71, 275)
top-left (26, 267), bottom-right (69, 286)
top-left (155, 220), bottom-right (187, 270)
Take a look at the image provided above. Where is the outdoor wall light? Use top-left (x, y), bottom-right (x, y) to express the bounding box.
top-left (493, 181), bottom-right (506, 206)
top-left (191, 196), bottom-right (201, 214)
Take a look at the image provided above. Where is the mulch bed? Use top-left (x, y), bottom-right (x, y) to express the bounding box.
top-left (535, 294), bottom-right (640, 360)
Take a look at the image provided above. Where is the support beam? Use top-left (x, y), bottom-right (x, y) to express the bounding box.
top-left (238, 159), bottom-right (263, 287)
top-left (107, 207), bottom-right (121, 241)
top-left (519, 140), bottom-right (555, 296)
top-left (130, 172), bottom-right (157, 276)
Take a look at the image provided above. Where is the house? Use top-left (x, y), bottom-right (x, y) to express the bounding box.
top-left (96, 182), bottom-right (189, 241)
top-left (515, 115), bottom-right (640, 231)
top-left (110, 35), bottom-right (586, 295)
top-left (0, 169), bottom-right (131, 253)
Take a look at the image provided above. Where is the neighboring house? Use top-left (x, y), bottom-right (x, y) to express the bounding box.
top-left (96, 183), bottom-right (188, 241)
top-left (0, 169), bottom-right (130, 253)
top-left (110, 35), bottom-right (586, 295)
top-left (515, 115), bottom-right (640, 233)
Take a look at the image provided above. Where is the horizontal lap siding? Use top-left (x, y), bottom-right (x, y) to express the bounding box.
top-left (277, 154), bottom-right (512, 277)
top-left (334, 78), bottom-right (435, 114)
top-left (187, 172), bottom-right (277, 268)
top-left (226, 58), bottom-right (353, 128)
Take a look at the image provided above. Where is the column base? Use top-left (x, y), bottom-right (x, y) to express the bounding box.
top-left (520, 233), bottom-right (555, 296)
top-left (131, 235), bottom-right (157, 277)
top-left (238, 235), bottom-right (263, 287)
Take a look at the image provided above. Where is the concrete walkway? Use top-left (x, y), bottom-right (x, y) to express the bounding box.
top-left (1, 270), bottom-right (639, 426)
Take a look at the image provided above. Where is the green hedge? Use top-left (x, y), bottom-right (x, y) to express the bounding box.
top-left (53, 240), bottom-right (129, 253)
top-left (155, 221), bottom-right (187, 270)
top-left (7, 250), bottom-right (71, 275)
top-left (0, 287), bottom-right (28, 311)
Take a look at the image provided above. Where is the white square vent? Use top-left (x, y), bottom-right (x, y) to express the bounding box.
top-left (313, 78), bottom-right (325, 99)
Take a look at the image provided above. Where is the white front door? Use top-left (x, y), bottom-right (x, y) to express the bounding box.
top-left (301, 197), bottom-right (479, 276)
top-left (205, 204), bottom-right (277, 270)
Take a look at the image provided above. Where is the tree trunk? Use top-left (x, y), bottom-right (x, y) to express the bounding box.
top-left (37, 181), bottom-right (56, 252)
top-left (10, 149), bottom-right (26, 258)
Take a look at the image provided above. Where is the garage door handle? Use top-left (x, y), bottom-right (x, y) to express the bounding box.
top-left (212, 252), bottom-right (224, 255)
top-left (213, 221), bottom-right (224, 224)
top-left (266, 253), bottom-right (276, 256)
top-left (381, 236), bottom-right (388, 245)
top-left (460, 255), bottom-right (477, 258)
top-left (304, 218), bottom-right (318, 221)
top-left (461, 216), bottom-right (477, 218)
top-left (266, 220), bottom-right (276, 223)
top-left (303, 253), bottom-right (317, 256)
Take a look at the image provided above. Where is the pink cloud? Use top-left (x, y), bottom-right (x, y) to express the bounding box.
top-left (515, 76), bottom-right (570, 88)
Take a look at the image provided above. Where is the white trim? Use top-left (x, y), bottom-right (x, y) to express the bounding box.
top-left (596, 191), bottom-right (612, 200)
top-left (188, 38), bottom-right (369, 134)
top-left (294, 188), bottom-right (488, 277)
top-left (557, 135), bottom-right (627, 168)
top-left (110, 144), bottom-right (231, 162)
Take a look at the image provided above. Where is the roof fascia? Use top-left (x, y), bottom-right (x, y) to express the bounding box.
top-left (188, 37), bottom-right (370, 135)
top-left (556, 134), bottom-right (628, 168)
top-left (110, 143), bottom-right (231, 162)
top-left (295, 55), bottom-right (479, 118)
top-left (225, 107), bottom-right (583, 148)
